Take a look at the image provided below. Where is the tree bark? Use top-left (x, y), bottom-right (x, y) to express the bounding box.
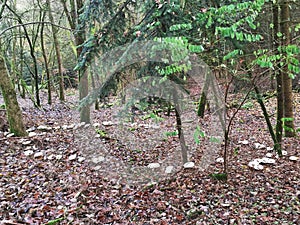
top-left (75, 0), bottom-right (90, 123)
top-left (79, 68), bottom-right (90, 123)
top-left (90, 63), bottom-right (99, 110)
top-left (19, 34), bottom-right (25, 98)
top-left (197, 72), bottom-right (209, 118)
top-left (46, 0), bottom-right (65, 102)
top-left (173, 88), bottom-right (188, 163)
top-left (40, 9), bottom-right (52, 105)
top-left (273, 1), bottom-right (283, 143)
top-left (60, 0), bottom-right (90, 123)
top-left (0, 55), bottom-right (27, 137)
top-left (280, 0), bottom-right (295, 137)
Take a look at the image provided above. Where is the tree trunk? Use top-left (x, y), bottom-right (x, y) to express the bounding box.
top-left (75, 0), bottom-right (90, 123)
top-left (5, 3), bottom-right (41, 106)
top-left (280, 0), bottom-right (295, 137)
top-left (26, 31), bottom-right (40, 107)
top-left (273, 1), bottom-right (283, 143)
top-left (90, 64), bottom-right (99, 110)
top-left (79, 68), bottom-right (90, 123)
top-left (60, 0), bottom-right (90, 123)
top-left (0, 55), bottom-right (27, 137)
top-left (197, 72), bottom-right (210, 118)
top-left (46, 0), bottom-right (65, 102)
top-left (173, 88), bottom-right (188, 163)
top-left (40, 10), bottom-right (52, 105)
top-left (11, 29), bottom-right (17, 89)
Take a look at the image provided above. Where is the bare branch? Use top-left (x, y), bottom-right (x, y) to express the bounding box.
top-left (0, 0), bottom-right (7, 18)
top-left (0, 21), bottom-right (73, 36)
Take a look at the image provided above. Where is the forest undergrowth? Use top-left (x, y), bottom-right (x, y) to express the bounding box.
top-left (0, 89), bottom-right (299, 225)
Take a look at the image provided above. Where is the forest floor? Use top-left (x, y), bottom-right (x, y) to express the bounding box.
top-left (0, 89), bottom-right (300, 225)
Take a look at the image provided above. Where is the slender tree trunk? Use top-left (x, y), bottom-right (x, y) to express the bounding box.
top-left (0, 55), bottom-right (27, 137)
top-left (79, 67), bottom-right (90, 123)
top-left (5, 4), bottom-right (41, 106)
top-left (280, 0), bottom-right (295, 137)
top-left (198, 72), bottom-right (210, 118)
top-left (60, 0), bottom-right (90, 123)
top-left (90, 64), bottom-right (99, 110)
top-left (46, 0), bottom-right (65, 101)
top-left (40, 10), bottom-right (52, 105)
top-left (19, 32), bottom-right (25, 98)
top-left (11, 30), bottom-right (17, 89)
top-left (254, 85), bottom-right (282, 155)
top-left (273, 1), bottom-right (283, 143)
top-left (173, 88), bottom-right (188, 163)
top-left (28, 35), bottom-right (40, 107)
top-left (7, 0), bottom-right (18, 90)
top-left (75, 0), bottom-right (90, 123)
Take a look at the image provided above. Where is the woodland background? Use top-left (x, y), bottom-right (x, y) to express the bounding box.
top-left (0, 0), bottom-right (300, 224)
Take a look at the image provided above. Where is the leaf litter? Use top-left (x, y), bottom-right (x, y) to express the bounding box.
top-left (0, 90), bottom-right (299, 224)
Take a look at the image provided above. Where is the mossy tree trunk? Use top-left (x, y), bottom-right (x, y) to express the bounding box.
top-left (0, 55), bottom-right (27, 137)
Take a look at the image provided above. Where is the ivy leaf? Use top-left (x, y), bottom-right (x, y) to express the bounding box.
top-left (276, 32), bottom-right (283, 37)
